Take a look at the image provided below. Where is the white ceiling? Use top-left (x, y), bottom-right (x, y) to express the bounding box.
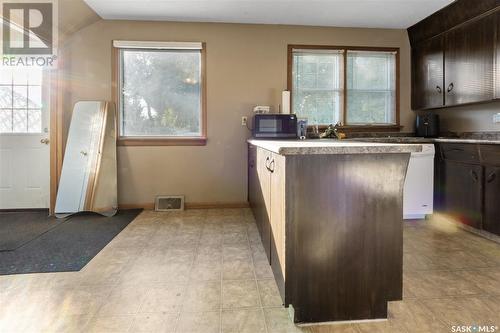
top-left (83, 0), bottom-right (454, 29)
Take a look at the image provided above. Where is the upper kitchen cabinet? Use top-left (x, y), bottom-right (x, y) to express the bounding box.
top-left (408, 0), bottom-right (499, 110)
top-left (411, 36), bottom-right (444, 110)
top-left (444, 13), bottom-right (495, 106)
top-left (497, 11), bottom-right (500, 98)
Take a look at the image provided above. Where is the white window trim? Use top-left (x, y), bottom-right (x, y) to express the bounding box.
top-left (113, 40), bottom-right (202, 50)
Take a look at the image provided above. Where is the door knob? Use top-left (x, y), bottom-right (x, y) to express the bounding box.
top-left (40, 138), bottom-right (49, 145)
top-left (80, 150), bottom-right (88, 156)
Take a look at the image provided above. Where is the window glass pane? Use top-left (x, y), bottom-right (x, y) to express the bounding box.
top-left (346, 51), bottom-right (396, 124)
top-left (27, 109), bottom-right (42, 133)
top-left (121, 49), bottom-right (202, 137)
top-left (292, 50), bottom-right (342, 125)
top-left (0, 109), bottom-right (12, 133)
top-left (13, 85), bottom-right (28, 108)
top-left (0, 67), bottom-right (43, 134)
top-left (0, 86), bottom-right (12, 108)
top-left (28, 86), bottom-right (42, 108)
top-left (12, 109), bottom-right (27, 132)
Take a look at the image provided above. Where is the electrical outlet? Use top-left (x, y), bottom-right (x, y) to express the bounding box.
top-left (241, 116), bottom-right (248, 126)
top-left (493, 113), bottom-right (500, 123)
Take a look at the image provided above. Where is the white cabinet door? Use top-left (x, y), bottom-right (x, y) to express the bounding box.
top-left (0, 67), bottom-right (49, 209)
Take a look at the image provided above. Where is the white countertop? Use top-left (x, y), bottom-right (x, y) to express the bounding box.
top-left (248, 139), bottom-right (423, 155)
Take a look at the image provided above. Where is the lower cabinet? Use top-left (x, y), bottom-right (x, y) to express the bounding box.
top-left (269, 153), bottom-right (286, 298)
top-left (442, 160), bottom-right (483, 229)
top-left (436, 143), bottom-right (500, 236)
top-left (484, 166), bottom-right (500, 235)
top-left (248, 146), bottom-right (286, 298)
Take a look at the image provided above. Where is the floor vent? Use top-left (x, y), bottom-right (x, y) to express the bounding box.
top-left (155, 196), bottom-right (185, 211)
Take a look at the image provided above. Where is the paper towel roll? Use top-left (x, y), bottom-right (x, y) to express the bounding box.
top-left (281, 91), bottom-right (290, 114)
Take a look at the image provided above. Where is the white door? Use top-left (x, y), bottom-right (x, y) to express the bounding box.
top-left (0, 67), bottom-right (50, 209)
top-left (55, 101), bottom-right (104, 214)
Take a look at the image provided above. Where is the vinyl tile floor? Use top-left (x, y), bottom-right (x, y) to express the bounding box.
top-left (0, 209), bottom-right (499, 333)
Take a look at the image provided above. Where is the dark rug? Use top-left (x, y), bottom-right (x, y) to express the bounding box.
top-left (0, 209), bottom-right (142, 275)
top-left (0, 210), bottom-right (66, 251)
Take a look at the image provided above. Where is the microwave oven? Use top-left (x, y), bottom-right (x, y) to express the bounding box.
top-left (252, 114), bottom-right (298, 139)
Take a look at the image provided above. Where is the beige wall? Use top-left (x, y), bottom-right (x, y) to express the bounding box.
top-left (428, 102), bottom-right (500, 133)
top-left (58, 0), bottom-right (100, 42)
top-left (61, 20), bottom-right (414, 206)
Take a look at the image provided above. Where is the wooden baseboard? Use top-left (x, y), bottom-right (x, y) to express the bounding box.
top-left (0, 208), bottom-right (49, 213)
top-left (118, 202), bottom-right (249, 210)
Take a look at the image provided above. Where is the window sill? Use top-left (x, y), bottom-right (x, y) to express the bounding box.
top-left (117, 137), bottom-right (207, 146)
top-left (338, 125), bottom-right (403, 132)
top-left (312, 125), bottom-right (403, 133)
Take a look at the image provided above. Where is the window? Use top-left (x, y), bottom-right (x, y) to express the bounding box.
top-left (289, 46), bottom-right (398, 128)
top-left (0, 67), bottom-right (43, 133)
top-left (292, 49), bottom-right (343, 125)
top-left (114, 41), bottom-right (206, 145)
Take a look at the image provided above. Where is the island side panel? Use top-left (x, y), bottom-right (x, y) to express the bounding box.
top-left (286, 153), bottom-right (409, 323)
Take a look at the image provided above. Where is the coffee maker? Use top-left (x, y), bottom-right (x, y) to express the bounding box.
top-left (416, 114), bottom-right (439, 138)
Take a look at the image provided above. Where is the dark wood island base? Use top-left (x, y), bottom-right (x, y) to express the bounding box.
top-left (248, 140), bottom-right (418, 324)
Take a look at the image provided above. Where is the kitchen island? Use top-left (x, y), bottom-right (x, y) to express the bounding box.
top-left (247, 139), bottom-right (422, 324)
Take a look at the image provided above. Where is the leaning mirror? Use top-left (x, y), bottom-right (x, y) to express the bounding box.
top-left (55, 101), bottom-right (117, 218)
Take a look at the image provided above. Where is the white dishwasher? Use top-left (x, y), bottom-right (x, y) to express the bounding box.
top-left (403, 144), bottom-right (435, 219)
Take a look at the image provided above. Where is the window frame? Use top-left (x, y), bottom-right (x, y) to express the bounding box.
top-left (287, 45), bottom-right (401, 132)
top-left (112, 42), bottom-right (207, 146)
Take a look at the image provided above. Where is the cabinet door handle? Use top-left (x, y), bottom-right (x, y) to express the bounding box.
top-left (268, 159), bottom-right (275, 173)
top-left (265, 156), bottom-right (271, 171)
top-left (436, 85), bottom-right (442, 93)
top-left (470, 170), bottom-right (478, 182)
top-left (486, 172), bottom-right (496, 183)
top-left (447, 82), bottom-right (454, 93)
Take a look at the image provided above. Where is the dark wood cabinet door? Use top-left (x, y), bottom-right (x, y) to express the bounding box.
top-left (496, 12), bottom-right (500, 99)
top-left (484, 166), bottom-right (500, 236)
top-left (443, 161), bottom-right (483, 229)
top-left (411, 36), bottom-right (444, 110)
top-left (256, 147), bottom-right (272, 263)
top-left (248, 144), bottom-right (259, 217)
top-left (444, 13), bottom-right (495, 106)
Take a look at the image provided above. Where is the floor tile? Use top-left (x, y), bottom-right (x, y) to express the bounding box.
top-left (254, 258), bottom-right (274, 279)
top-left (222, 308), bottom-right (267, 333)
top-left (128, 312), bottom-right (178, 333)
top-left (86, 315), bottom-right (135, 333)
top-left (258, 279), bottom-right (283, 307)
top-left (223, 258), bottom-right (255, 280)
top-left (264, 307), bottom-right (301, 333)
top-left (3, 208), bottom-right (500, 332)
top-left (139, 282), bottom-right (187, 313)
top-left (175, 311), bottom-right (220, 333)
top-left (182, 280), bottom-right (221, 312)
top-left (222, 280), bottom-right (261, 309)
top-left (404, 270), bottom-right (484, 298)
top-left (97, 284), bottom-right (150, 315)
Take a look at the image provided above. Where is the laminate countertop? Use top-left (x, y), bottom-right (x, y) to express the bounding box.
top-left (247, 139), bottom-right (422, 155)
top-left (347, 137), bottom-right (500, 145)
